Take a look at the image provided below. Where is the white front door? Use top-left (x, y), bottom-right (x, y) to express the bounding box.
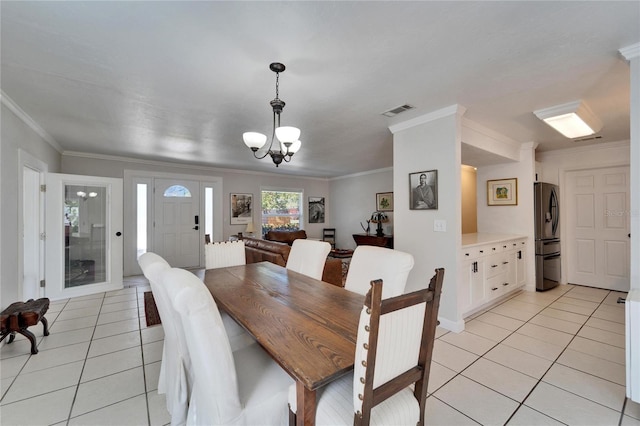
top-left (153, 179), bottom-right (201, 268)
top-left (45, 173), bottom-right (123, 300)
top-left (566, 166), bottom-right (630, 291)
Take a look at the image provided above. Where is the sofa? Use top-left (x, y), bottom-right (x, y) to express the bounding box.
top-left (264, 229), bottom-right (308, 245)
top-left (242, 237), bottom-right (343, 287)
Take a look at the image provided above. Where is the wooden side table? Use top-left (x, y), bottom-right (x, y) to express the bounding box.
top-left (352, 233), bottom-right (394, 249)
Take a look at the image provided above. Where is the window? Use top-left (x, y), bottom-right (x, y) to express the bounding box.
top-left (163, 185), bottom-right (191, 197)
top-left (261, 190), bottom-right (303, 236)
top-left (136, 183), bottom-right (147, 257)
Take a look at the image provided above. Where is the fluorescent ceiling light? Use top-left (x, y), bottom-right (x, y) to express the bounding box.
top-left (533, 100), bottom-right (602, 139)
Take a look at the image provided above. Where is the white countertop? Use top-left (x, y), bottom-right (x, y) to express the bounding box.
top-left (461, 232), bottom-right (527, 248)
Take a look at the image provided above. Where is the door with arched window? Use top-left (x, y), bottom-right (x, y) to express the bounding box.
top-left (153, 179), bottom-right (201, 267)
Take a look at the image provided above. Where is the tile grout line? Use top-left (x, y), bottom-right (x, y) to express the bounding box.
top-left (504, 287), bottom-right (627, 425)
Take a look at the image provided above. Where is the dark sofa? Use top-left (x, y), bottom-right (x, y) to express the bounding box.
top-left (242, 236), bottom-right (343, 287)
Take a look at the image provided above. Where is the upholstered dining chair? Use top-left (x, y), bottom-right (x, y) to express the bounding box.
top-left (205, 240), bottom-right (246, 269)
top-left (204, 239), bottom-right (254, 351)
top-left (288, 268), bottom-right (445, 426)
top-left (138, 252), bottom-right (188, 425)
top-left (286, 239), bottom-right (331, 281)
top-left (166, 267), bottom-right (294, 426)
top-left (344, 246), bottom-right (414, 299)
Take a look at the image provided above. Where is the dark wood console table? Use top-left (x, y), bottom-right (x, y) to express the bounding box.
top-left (352, 233), bottom-right (394, 249)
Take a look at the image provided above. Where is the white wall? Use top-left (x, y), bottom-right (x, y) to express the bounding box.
top-left (476, 142), bottom-right (537, 289)
top-left (390, 106), bottom-right (464, 331)
top-left (328, 168), bottom-right (393, 250)
top-left (1, 101), bottom-right (61, 309)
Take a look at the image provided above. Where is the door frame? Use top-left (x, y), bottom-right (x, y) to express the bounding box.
top-left (18, 149), bottom-right (48, 301)
top-left (45, 173), bottom-right (124, 300)
top-left (123, 170), bottom-right (223, 276)
top-left (560, 161), bottom-right (630, 287)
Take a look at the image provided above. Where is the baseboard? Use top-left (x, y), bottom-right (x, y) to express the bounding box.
top-left (437, 316), bottom-right (465, 333)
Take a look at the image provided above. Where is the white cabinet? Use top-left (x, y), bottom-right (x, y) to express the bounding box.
top-left (460, 236), bottom-right (527, 317)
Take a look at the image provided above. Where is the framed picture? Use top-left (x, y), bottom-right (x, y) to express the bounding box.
top-left (376, 192), bottom-right (393, 212)
top-left (308, 196), bottom-right (325, 223)
top-left (409, 170), bottom-right (438, 210)
top-left (230, 193), bottom-right (253, 224)
top-left (487, 178), bottom-right (518, 206)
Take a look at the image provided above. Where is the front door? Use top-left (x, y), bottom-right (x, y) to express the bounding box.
top-left (153, 179), bottom-right (201, 268)
top-left (45, 173), bottom-right (123, 300)
top-left (566, 166), bottom-right (630, 291)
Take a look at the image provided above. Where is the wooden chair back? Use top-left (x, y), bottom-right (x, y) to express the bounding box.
top-left (354, 268), bottom-right (444, 426)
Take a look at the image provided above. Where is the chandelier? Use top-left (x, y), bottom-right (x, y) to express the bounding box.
top-left (243, 62), bottom-right (301, 167)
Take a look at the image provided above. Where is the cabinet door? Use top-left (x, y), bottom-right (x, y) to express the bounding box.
top-left (516, 246), bottom-right (526, 287)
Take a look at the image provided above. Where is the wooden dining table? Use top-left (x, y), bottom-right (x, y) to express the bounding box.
top-left (202, 261), bottom-right (364, 426)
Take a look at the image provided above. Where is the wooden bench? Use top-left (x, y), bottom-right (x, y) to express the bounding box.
top-left (0, 298), bottom-right (50, 354)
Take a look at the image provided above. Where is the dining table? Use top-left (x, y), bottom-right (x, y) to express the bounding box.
top-left (202, 261), bottom-right (364, 426)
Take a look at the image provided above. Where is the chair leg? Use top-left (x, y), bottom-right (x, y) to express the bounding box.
top-left (288, 405), bottom-right (296, 426)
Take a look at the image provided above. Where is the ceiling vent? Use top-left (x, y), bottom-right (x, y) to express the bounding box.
top-left (381, 104), bottom-right (415, 117)
top-left (573, 135), bottom-right (603, 142)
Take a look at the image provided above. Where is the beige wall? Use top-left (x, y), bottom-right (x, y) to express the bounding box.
top-left (461, 165), bottom-right (477, 234)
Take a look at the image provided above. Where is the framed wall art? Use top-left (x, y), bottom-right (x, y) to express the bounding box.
top-left (230, 193), bottom-right (253, 224)
top-left (409, 170), bottom-right (438, 210)
top-left (308, 196), bottom-right (325, 223)
top-left (376, 192), bottom-right (393, 212)
top-left (487, 178), bottom-right (518, 206)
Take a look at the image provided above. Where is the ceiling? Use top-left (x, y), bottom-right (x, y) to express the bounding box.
top-left (1, 2), bottom-right (638, 178)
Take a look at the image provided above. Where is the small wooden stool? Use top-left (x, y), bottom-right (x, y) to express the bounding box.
top-left (0, 298), bottom-right (50, 354)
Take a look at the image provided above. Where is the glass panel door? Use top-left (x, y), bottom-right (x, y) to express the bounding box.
top-left (46, 173), bottom-right (123, 300)
top-left (64, 184), bottom-right (107, 288)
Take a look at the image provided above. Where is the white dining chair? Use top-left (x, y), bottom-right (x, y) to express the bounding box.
top-left (138, 252), bottom-right (189, 425)
top-left (288, 269), bottom-right (445, 426)
top-left (344, 246), bottom-right (414, 299)
top-left (205, 240), bottom-right (246, 269)
top-left (166, 267), bottom-right (294, 426)
top-left (286, 239), bottom-right (331, 281)
top-left (204, 239), bottom-right (254, 351)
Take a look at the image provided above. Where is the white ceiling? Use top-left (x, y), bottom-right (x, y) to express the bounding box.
top-left (1, 1), bottom-right (638, 177)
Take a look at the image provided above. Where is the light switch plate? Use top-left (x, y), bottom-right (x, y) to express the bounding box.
top-left (434, 219), bottom-right (447, 232)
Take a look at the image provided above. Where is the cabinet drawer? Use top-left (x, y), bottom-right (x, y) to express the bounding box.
top-left (486, 273), bottom-right (512, 296)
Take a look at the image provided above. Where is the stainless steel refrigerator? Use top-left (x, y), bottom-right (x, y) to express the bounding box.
top-left (534, 182), bottom-right (561, 291)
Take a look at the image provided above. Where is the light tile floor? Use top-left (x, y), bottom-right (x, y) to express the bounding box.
top-left (1, 277), bottom-right (639, 425)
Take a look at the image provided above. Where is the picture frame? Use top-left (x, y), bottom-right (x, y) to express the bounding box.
top-left (230, 193), bottom-right (253, 224)
top-left (409, 170), bottom-right (438, 210)
top-left (376, 192), bottom-right (393, 212)
top-left (308, 196), bottom-right (325, 223)
top-left (487, 178), bottom-right (518, 206)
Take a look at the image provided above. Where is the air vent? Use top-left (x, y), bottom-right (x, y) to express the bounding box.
top-left (573, 135), bottom-right (603, 142)
top-left (381, 104), bottom-right (415, 117)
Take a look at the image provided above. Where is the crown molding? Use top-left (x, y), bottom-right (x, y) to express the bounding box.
top-left (1, 91), bottom-right (62, 152)
top-left (388, 104), bottom-right (467, 134)
top-left (620, 43), bottom-right (640, 60)
top-left (330, 167), bottom-right (393, 181)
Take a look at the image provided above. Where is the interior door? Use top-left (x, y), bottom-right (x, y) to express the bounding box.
top-left (566, 166), bottom-right (630, 291)
top-left (22, 166), bottom-right (44, 300)
top-left (45, 173), bottom-right (123, 300)
top-left (153, 179), bottom-right (201, 268)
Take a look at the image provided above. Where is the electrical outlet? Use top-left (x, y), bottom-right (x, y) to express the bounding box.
top-left (434, 219), bottom-right (447, 232)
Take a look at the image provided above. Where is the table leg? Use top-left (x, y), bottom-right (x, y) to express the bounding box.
top-left (296, 381), bottom-right (316, 426)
